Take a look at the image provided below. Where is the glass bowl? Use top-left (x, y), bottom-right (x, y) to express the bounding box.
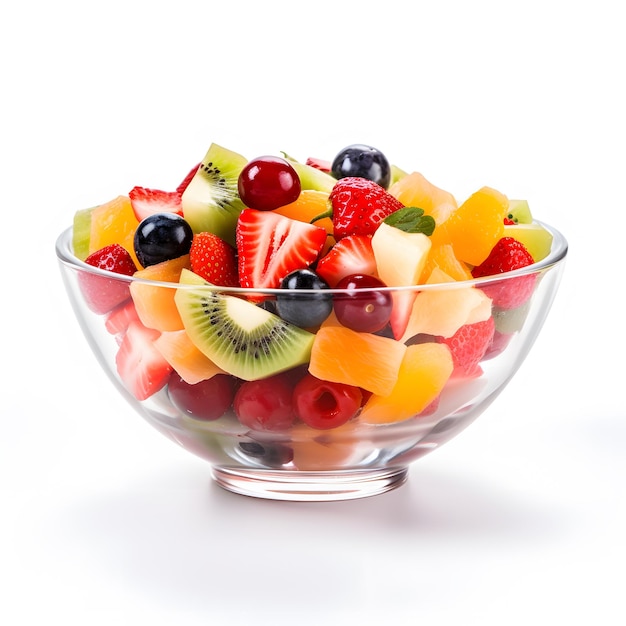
top-left (56, 223), bottom-right (567, 501)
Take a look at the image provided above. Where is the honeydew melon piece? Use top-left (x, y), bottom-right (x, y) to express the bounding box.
top-left (72, 206), bottom-right (94, 260)
top-left (389, 164), bottom-right (408, 186)
top-left (371, 222), bottom-right (432, 340)
top-left (504, 222), bottom-right (553, 262)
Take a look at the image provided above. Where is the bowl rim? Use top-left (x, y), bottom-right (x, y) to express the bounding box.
top-left (55, 221), bottom-right (568, 295)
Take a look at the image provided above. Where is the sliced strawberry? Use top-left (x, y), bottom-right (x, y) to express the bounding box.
top-left (189, 232), bottom-right (239, 287)
top-left (176, 163), bottom-right (200, 195)
top-left (128, 186), bottom-right (183, 222)
top-left (115, 320), bottom-right (172, 401)
top-left (105, 300), bottom-right (140, 336)
top-left (79, 244), bottom-right (137, 314)
top-left (438, 317), bottom-right (495, 377)
top-left (472, 237), bottom-right (536, 309)
top-left (305, 157), bottom-right (332, 173)
top-left (236, 208), bottom-right (327, 290)
top-left (329, 177), bottom-right (404, 239)
top-left (315, 234), bottom-right (376, 287)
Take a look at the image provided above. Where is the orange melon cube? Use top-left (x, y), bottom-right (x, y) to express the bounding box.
top-left (389, 171), bottom-right (458, 227)
top-left (421, 242), bottom-right (473, 282)
top-left (154, 330), bottom-right (224, 384)
top-left (309, 326), bottom-right (406, 397)
top-left (89, 195), bottom-right (141, 268)
top-left (130, 255), bottom-right (191, 331)
top-left (359, 342), bottom-right (454, 424)
top-left (290, 422), bottom-right (362, 470)
top-left (401, 268), bottom-right (492, 342)
top-left (443, 186), bottom-right (508, 266)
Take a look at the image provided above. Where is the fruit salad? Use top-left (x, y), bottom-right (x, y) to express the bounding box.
top-left (69, 142), bottom-right (555, 470)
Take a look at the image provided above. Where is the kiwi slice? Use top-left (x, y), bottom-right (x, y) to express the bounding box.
top-left (506, 199), bottom-right (533, 224)
top-left (175, 269), bottom-right (315, 381)
top-left (282, 153), bottom-right (337, 193)
top-left (181, 143), bottom-right (248, 246)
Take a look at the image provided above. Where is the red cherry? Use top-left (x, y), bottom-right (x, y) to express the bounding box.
top-left (233, 372), bottom-right (296, 432)
top-left (168, 373), bottom-right (236, 421)
top-left (237, 156), bottom-right (301, 211)
top-left (293, 374), bottom-right (362, 430)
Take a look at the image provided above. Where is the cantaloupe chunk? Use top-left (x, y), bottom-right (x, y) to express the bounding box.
top-left (420, 243), bottom-right (473, 282)
top-left (359, 343), bottom-right (454, 424)
top-left (389, 171), bottom-right (458, 228)
top-left (290, 422), bottom-right (362, 470)
top-left (154, 330), bottom-right (224, 384)
top-left (401, 268), bottom-right (493, 341)
top-left (130, 255), bottom-right (191, 331)
top-left (309, 326), bottom-right (406, 397)
top-left (89, 195), bottom-right (141, 268)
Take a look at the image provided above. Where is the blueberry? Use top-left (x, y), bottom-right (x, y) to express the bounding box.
top-left (134, 213), bottom-right (193, 267)
top-left (331, 144), bottom-right (391, 189)
top-left (238, 441), bottom-right (294, 466)
top-left (276, 269), bottom-right (333, 327)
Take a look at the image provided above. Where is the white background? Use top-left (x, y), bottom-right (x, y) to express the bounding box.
top-left (2, 1), bottom-right (625, 624)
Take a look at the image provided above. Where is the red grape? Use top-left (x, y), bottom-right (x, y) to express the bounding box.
top-left (333, 274), bottom-right (392, 333)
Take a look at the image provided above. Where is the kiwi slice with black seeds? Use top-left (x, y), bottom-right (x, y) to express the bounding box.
top-left (181, 143), bottom-right (248, 246)
top-left (506, 199), bottom-right (533, 224)
top-left (175, 270), bottom-right (315, 381)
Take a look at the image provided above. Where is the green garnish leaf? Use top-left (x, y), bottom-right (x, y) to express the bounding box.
top-left (384, 207), bottom-right (436, 236)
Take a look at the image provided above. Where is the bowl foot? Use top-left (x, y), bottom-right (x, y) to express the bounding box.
top-left (211, 466), bottom-right (408, 502)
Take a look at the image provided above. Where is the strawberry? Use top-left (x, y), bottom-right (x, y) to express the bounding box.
top-left (128, 186), bottom-right (183, 222)
top-left (79, 244), bottom-right (137, 314)
top-left (189, 232), bottom-right (239, 287)
top-left (328, 177), bottom-right (404, 239)
top-left (105, 300), bottom-right (140, 337)
top-left (438, 317), bottom-right (495, 377)
top-left (305, 157), bottom-right (332, 173)
top-left (176, 163), bottom-right (200, 195)
top-left (115, 320), bottom-right (172, 401)
top-left (315, 234), bottom-right (376, 287)
top-left (236, 208), bottom-right (327, 290)
top-left (472, 237), bottom-right (536, 309)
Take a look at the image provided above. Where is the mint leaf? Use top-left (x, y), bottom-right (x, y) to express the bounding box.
top-left (384, 207), bottom-right (436, 236)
